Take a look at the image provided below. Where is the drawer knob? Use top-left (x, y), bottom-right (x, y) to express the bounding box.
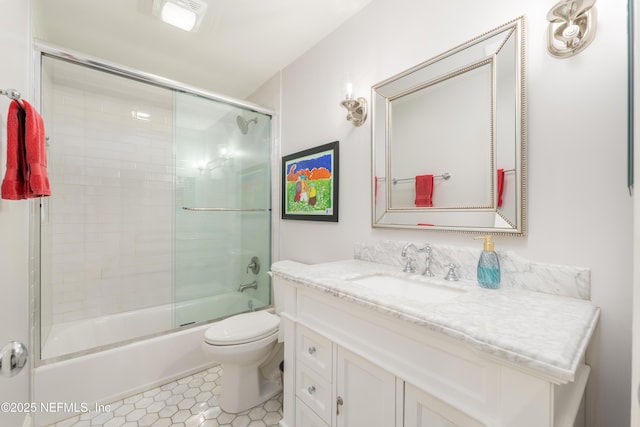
top-left (308, 346), bottom-right (316, 355)
top-left (337, 396), bottom-right (344, 415)
top-left (308, 385), bottom-right (316, 395)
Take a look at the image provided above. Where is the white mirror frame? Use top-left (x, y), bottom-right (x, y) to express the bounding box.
top-left (371, 17), bottom-right (526, 236)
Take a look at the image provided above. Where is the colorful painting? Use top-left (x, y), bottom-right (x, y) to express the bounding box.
top-left (282, 141), bottom-right (339, 221)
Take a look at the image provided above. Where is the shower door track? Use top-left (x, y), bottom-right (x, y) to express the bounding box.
top-left (34, 41), bottom-right (276, 117)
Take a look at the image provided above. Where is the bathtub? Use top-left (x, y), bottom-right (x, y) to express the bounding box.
top-left (41, 292), bottom-right (263, 360)
top-left (34, 292), bottom-right (268, 427)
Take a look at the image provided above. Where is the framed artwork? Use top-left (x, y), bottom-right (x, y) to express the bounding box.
top-left (282, 141), bottom-right (339, 222)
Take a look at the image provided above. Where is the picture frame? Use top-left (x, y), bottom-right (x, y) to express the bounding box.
top-left (282, 141), bottom-right (339, 222)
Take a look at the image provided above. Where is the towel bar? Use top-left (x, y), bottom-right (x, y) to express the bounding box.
top-left (0, 88), bottom-right (24, 108)
top-left (393, 173), bottom-right (451, 185)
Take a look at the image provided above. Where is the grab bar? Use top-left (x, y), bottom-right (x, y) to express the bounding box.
top-left (182, 207), bottom-right (269, 212)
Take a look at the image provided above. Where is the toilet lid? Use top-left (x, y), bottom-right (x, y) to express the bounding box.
top-left (204, 311), bottom-right (279, 345)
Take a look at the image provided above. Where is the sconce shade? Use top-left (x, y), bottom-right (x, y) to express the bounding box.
top-left (547, 0), bottom-right (596, 58)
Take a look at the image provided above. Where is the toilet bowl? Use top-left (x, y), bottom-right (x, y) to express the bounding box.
top-left (202, 310), bottom-right (282, 413)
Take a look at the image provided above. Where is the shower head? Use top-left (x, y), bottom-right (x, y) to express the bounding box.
top-left (236, 115), bottom-right (258, 135)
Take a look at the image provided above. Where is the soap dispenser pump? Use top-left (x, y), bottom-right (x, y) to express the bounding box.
top-left (474, 235), bottom-right (501, 289)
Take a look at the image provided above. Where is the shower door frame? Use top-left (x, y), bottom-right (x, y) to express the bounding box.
top-left (32, 41), bottom-right (280, 366)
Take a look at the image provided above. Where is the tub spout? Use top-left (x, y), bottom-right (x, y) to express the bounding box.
top-left (239, 281), bottom-right (258, 292)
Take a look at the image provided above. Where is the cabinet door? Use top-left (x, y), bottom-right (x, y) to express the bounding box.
top-left (335, 347), bottom-right (396, 427)
top-left (404, 382), bottom-right (486, 427)
top-left (297, 398), bottom-right (331, 427)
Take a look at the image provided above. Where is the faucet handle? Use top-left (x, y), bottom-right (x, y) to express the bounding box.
top-left (246, 256), bottom-right (260, 274)
top-left (402, 256), bottom-right (416, 273)
top-left (444, 263), bottom-right (459, 281)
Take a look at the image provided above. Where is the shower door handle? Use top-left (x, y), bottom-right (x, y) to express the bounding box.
top-left (0, 341), bottom-right (28, 377)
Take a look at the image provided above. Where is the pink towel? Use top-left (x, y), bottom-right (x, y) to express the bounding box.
top-left (2, 100), bottom-right (51, 199)
top-left (414, 174), bottom-right (433, 207)
top-left (497, 168), bottom-right (505, 208)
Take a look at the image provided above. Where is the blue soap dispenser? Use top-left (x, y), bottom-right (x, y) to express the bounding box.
top-left (474, 235), bottom-right (500, 289)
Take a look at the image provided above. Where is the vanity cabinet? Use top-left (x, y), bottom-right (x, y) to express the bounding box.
top-left (294, 325), bottom-right (396, 427)
top-left (276, 274), bottom-right (591, 427)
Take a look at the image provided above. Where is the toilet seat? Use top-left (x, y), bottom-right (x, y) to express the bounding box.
top-left (204, 311), bottom-right (279, 346)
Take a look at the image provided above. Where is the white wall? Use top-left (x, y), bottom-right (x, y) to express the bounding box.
top-left (279, 1), bottom-right (632, 426)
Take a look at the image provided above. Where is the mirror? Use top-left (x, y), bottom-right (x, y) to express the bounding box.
top-left (372, 17), bottom-right (526, 235)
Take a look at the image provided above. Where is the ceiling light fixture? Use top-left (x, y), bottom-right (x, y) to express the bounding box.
top-left (153, 0), bottom-right (208, 32)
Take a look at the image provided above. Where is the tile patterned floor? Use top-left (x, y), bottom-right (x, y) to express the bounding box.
top-left (50, 365), bottom-right (282, 427)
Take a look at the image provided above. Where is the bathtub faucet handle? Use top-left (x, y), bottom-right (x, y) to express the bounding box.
top-left (246, 256), bottom-right (260, 275)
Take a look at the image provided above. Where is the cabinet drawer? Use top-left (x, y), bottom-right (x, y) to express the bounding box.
top-left (297, 325), bottom-right (333, 381)
top-left (296, 397), bottom-right (331, 427)
top-left (296, 363), bottom-right (332, 423)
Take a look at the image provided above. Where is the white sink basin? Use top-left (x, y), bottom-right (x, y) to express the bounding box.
top-left (347, 273), bottom-right (465, 304)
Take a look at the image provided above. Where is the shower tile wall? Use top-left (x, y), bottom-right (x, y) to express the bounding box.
top-left (40, 59), bottom-right (175, 344)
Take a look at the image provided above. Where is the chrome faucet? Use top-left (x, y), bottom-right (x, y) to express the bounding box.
top-left (422, 244), bottom-right (435, 277)
top-left (239, 280), bottom-right (258, 292)
top-left (401, 243), bottom-right (435, 276)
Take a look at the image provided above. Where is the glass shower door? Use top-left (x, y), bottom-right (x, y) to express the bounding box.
top-left (173, 92), bottom-right (272, 327)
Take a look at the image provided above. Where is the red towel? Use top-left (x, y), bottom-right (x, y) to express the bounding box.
top-left (497, 168), bottom-right (505, 207)
top-left (414, 174), bottom-right (433, 207)
top-left (1, 101), bottom-right (26, 199)
top-left (1, 100), bottom-right (51, 199)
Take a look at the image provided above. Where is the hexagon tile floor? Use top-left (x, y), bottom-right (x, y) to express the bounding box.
top-left (49, 365), bottom-right (282, 427)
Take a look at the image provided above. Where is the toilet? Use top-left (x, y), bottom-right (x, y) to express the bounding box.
top-left (202, 310), bottom-right (282, 413)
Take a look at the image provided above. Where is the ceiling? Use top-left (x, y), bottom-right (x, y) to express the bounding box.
top-left (32, 0), bottom-right (373, 100)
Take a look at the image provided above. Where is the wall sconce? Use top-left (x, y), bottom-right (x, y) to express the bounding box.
top-left (546, 0), bottom-right (597, 58)
top-left (340, 82), bottom-right (368, 126)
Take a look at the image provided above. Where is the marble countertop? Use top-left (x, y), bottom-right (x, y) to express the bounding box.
top-left (271, 259), bottom-right (600, 383)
